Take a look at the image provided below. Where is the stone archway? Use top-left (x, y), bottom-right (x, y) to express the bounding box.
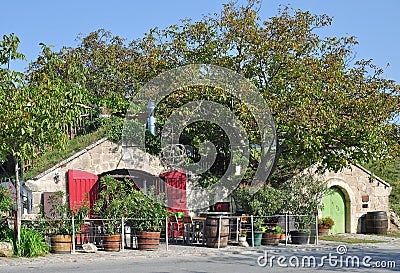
top-left (321, 178), bottom-right (357, 233)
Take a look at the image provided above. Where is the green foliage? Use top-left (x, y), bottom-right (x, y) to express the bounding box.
top-left (233, 172), bottom-right (327, 231)
top-left (232, 184), bottom-right (285, 217)
top-left (43, 191), bottom-right (89, 235)
top-left (0, 221), bottom-right (49, 257)
top-left (93, 175), bottom-right (168, 233)
top-left (232, 184), bottom-right (285, 230)
top-left (282, 172), bottom-right (327, 231)
top-left (128, 189), bottom-right (169, 232)
top-left (76, 29), bottom-right (131, 114)
top-left (93, 176), bottom-right (136, 234)
top-left (102, 115), bottom-right (124, 143)
top-left (24, 129), bottom-right (105, 179)
top-left (0, 185), bottom-right (13, 214)
top-left (0, 219), bottom-right (13, 243)
top-left (318, 216), bottom-right (335, 228)
top-left (265, 225), bottom-right (283, 234)
top-left (16, 227), bottom-right (49, 257)
top-left (366, 158), bottom-right (400, 215)
top-left (319, 236), bottom-right (386, 244)
top-left (282, 172), bottom-right (327, 216)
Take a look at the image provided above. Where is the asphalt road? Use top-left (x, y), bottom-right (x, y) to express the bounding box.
top-left (1, 247), bottom-right (398, 273)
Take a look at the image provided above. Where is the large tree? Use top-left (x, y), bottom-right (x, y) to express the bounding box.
top-left (127, 2), bottom-right (399, 183)
top-left (58, 2), bottom-right (400, 185)
top-left (0, 36), bottom-right (90, 242)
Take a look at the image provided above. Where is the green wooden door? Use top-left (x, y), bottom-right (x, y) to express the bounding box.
top-left (321, 187), bottom-right (346, 234)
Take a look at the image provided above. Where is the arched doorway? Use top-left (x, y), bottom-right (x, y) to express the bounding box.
top-left (321, 187), bottom-right (346, 234)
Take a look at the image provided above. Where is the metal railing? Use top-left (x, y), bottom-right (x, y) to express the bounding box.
top-left (14, 214), bottom-right (318, 253)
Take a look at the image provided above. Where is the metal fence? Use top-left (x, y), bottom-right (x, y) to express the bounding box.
top-left (13, 214), bottom-right (318, 253)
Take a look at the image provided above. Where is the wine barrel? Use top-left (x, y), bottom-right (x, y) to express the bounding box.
top-left (365, 211), bottom-right (388, 234)
top-left (103, 234), bottom-right (122, 251)
top-left (205, 216), bottom-right (229, 248)
top-left (262, 233), bottom-right (280, 245)
top-left (50, 235), bottom-right (72, 253)
top-left (137, 231), bottom-right (161, 250)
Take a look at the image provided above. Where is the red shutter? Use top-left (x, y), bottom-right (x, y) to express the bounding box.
top-left (67, 169), bottom-right (99, 214)
top-left (160, 170), bottom-right (187, 213)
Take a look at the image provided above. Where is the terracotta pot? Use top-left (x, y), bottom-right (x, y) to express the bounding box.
top-left (318, 225), bottom-right (330, 236)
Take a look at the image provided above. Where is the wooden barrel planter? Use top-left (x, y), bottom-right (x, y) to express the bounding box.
top-left (366, 211), bottom-right (388, 234)
top-left (50, 234), bottom-right (72, 253)
top-left (137, 231), bottom-right (161, 250)
top-left (262, 233), bottom-right (280, 245)
top-left (204, 216), bottom-right (229, 248)
top-left (102, 234), bottom-right (122, 252)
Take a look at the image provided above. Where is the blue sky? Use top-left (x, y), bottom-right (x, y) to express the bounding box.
top-left (1, 0), bottom-right (399, 83)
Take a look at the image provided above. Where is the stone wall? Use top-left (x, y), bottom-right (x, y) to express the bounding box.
top-left (313, 164), bottom-right (392, 233)
top-left (25, 138), bottom-right (164, 214)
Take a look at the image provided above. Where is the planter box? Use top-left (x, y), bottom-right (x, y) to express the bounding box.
top-left (290, 231), bottom-right (309, 245)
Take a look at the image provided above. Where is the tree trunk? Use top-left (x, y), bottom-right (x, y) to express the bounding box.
top-left (14, 156), bottom-right (21, 243)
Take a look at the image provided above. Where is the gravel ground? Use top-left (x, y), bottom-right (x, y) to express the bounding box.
top-left (0, 234), bottom-right (398, 267)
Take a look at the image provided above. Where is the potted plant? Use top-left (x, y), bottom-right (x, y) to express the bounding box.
top-left (318, 217), bottom-right (335, 236)
top-left (262, 225), bottom-right (283, 245)
top-left (281, 172), bottom-right (328, 245)
top-left (231, 184), bottom-right (285, 247)
top-left (238, 232), bottom-right (247, 243)
top-left (290, 216), bottom-right (313, 245)
top-left (127, 188), bottom-right (169, 251)
top-left (45, 191), bottom-right (89, 253)
top-left (93, 175), bottom-right (135, 251)
top-left (246, 218), bottom-right (263, 246)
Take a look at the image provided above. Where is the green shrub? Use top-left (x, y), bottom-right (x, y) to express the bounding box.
top-left (0, 185), bottom-right (13, 215)
top-left (0, 223), bottom-right (49, 257)
top-left (16, 227), bottom-right (49, 257)
top-left (318, 216), bottom-right (335, 228)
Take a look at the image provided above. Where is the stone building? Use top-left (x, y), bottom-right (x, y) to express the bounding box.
top-left (25, 138), bottom-right (164, 214)
top-left (24, 139), bottom-right (392, 234)
top-left (310, 164), bottom-right (392, 234)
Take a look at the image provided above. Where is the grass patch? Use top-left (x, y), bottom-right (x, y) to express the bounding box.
top-left (318, 236), bottom-right (387, 244)
top-left (24, 128), bottom-right (105, 179)
top-left (374, 232), bottom-right (400, 238)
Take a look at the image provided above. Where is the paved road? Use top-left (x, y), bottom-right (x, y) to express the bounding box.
top-left (1, 248), bottom-right (398, 273)
top-left (1, 235), bottom-right (399, 273)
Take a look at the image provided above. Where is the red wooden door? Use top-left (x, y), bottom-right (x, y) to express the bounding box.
top-left (68, 169), bottom-right (99, 212)
top-left (160, 170), bottom-right (187, 212)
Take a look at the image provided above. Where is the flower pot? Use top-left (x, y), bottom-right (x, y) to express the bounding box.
top-left (318, 225), bottom-right (330, 236)
top-left (137, 231), bottom-right (161, 251)
top-left (280, 233), bottom-right (286, 240)
top-left (102, 234), bottom-right (122, 252)
top-left (247, 231), bottom-right (263, 246)
top-left (50, 234), bottom-right (72, 253)
top-left (290, 231), bottom-right (309, 245)
top-left (262, 233), bottom-right (281, 245)
top-left (238, 236), bottom-right (247, 243)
